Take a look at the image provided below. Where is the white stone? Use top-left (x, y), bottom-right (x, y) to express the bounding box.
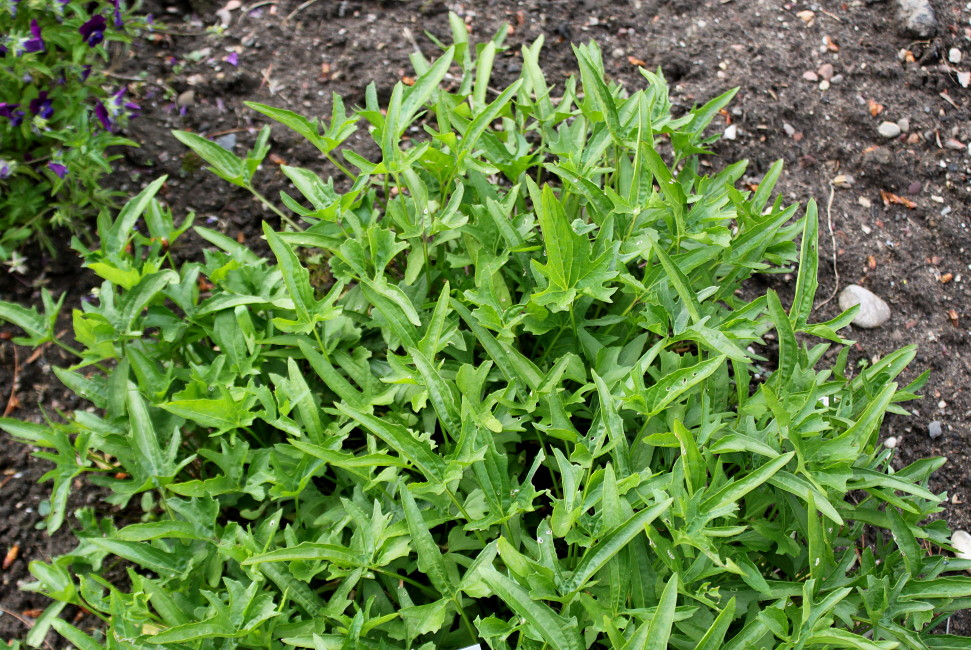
top-left (953, 530), bottom-right (971, 561)
top-left (950, 48), bottom-right (963, 64)
top-left (878, 121), bottom-right (902, 138)
top-left (723, 124), bottom-right (737, 140)
top-left (884, 436), bottom-right (898, 448)
top-left (838, 284), bottom-right (891, 328)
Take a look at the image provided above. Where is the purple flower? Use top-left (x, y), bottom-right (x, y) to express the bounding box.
top-left (29, 92), bottom-right (53, 119)
top-left (9, 110), bottom-right (24, 126)
top-left (113, 0), bottom-right (123, 28)
top-left (0, 161), bottom-right (11, 180)
top-left (94, 101), bottom-right (113, 131)
top-left (0, 103), bottom-right (19, 119)
top-left (224, 52), bottom-right (238, 66)
top-left (79, 14), bottom-right (107, 47)
top-left (47, 162), bottom-right (68, 178)
top-left (22, 19), bottom-right (44, 54)
top-left (80, 65), bottom-right (92, 81)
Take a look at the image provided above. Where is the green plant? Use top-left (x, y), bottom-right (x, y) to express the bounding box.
top-left (0, 0), bottom-right (144, 262)
top-left (3, 18), bottom-right (971, 649)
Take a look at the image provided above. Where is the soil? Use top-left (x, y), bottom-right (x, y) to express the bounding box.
top-left (2, 0), bottom-right (971, 640)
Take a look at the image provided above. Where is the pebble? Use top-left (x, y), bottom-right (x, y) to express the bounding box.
top-left (895, 0), bottom-right (938, 38)
top-left (819, 80), bottom-right (830, 91)
top-left (783, 122), bottom-right (796, 136)
top-left (818, 63), bottom-right (835, 81)
top-left (928, 420), bottom-right (943, 438)
top-left (907, 181), bottom-right (922, 194)
top-left (953, 530), bottom-right (971, 561)
top-left (723, 124), bottom-right (737, 140)
top-left (897, 117), bottom-right (910, 133)
top-left (838, 284), bottom-right (891, 328)
top-left (216, 8), bottom-right (232, 26)
top-left (215, 133), bottom-right (237, 151)
top-left (884, 436), bottom-right (898, 449)
top-left (803, 70), bottom-right (819, 82)
top-left (950, 48), bottom-right (963, 64)
top-left (878, 121), bottom-right (901, 138)
top-left (830, 74), bottom-right (843, 84)
top-left (863, 146), bottom-right (893, 165)
top-left (176, 89), bottom-right (195, 107)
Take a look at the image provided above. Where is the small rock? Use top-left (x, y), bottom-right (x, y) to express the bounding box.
top-left (830, 74), bottom-right (844, 84)
top-left (928, 420), bottom-right (943, 438)
top-left (859, 196), bottom-right (873, 208)
top-left (216, 8), bottom-right (232, 26)
top-left (215, 133), bottom-right (237, 151)
top-left (611, 47), bottom-right (625, 59)
top-left (907, 181), bottom-right (922, 194)
top-left (819, 80), bottom-right (830, 91)
top-left (878, 121), bottom-right (902, 138)
top-left (833, 174), bottom-right (855, 188)
top-left (949, 48), bottom-right (963, 64)
top-left (723, 124), bottom-right (737, 140)
top-left (895, 0), bottom-right (937, 38)
top-left (884, 436), bottom-right (898, 449)
top-left (838, 284), bottom-right (891, 328)
top-left (953, 530), bottom-right (971, 561)
top-left (939, 400), bottom-right (948, 410)
top-left (958, 71), bottom-right (970, 88)
top-left (803, 70), bottom-right (819, 82)
top-left (896, 117), bottom-right (910, 132)
top-left (783, 122), bottom-right (796, 136)
top-left (818, 63), bottom-right (835, 80)
top-left (863, 146), bottom-right (894, 166)
top-left (797, 9), bottom-right (815, 22)
top-left (176, 89), bottom-right (195, 107)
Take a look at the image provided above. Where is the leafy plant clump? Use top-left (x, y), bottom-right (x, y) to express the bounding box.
top-left (3, 19), bottom-right (971, 649)
top-left (0, 0), bottom-right (144, 263)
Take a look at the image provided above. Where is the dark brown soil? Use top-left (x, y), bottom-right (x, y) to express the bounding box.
top-left (2, 0), bottom-right (970, 639)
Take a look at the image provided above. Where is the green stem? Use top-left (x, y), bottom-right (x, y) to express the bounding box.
top-left (249, 187), bottom-right (300, 230)
top-left (453, 596), bottom-right (478, 642)
top-left (446, 489), bottom-right (486, 545)
top-left (324, 150), bottom-right (357, 181)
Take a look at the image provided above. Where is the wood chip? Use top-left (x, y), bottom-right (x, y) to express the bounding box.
top-left (824, 35), bottom-right (839, 52)
top-left (879, 190), bottom-right (917, 209)
top-left (627, 55), bottom-right (647, 67)
top-left (2, 545), bottom-right (18, 570)
top-left (867, 99), bottom-right (884, 117)
top-left (940, 272), bottom-right (954, 284)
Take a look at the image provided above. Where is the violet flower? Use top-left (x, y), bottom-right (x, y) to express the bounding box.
top-left (224, 52), bottom-right (238, 66)
top-left (94, 101), bottom-right (112, 131)
top-left (22, 19), bottom-right (44, 54)
top-left (80, 65), bottom-right (92, 81)
top-left (0, 103), bottom-right (19, 119)
top-left (29, 92), bottom-right (53, 119)
top-left (0, 161), bottom-right (11, 180)
top-left (79, 14), bottom-right (107, 47)
top-left (47, 162), bottom-right (68, 178)
top-left (113, 0), bottom-right (123, 28)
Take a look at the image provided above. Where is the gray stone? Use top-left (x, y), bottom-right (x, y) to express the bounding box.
top-left (838, 284), bottom-right (891, 328)
top-left (215, 133), bottom-right (237, 151)
top-left (928, 420), bottom-right (943, 439)
top-left (895, 0), bottom-right (937, 38)
top-left (878, 121), bottom-right (901, 138)
top-left (863, 146), bottom-right (894, 166)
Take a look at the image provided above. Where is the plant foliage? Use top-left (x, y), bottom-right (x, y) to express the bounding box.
top-left (2, 18), bottom-right (971, 649)
top-left (0, 0), bottom-right (143, 262)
